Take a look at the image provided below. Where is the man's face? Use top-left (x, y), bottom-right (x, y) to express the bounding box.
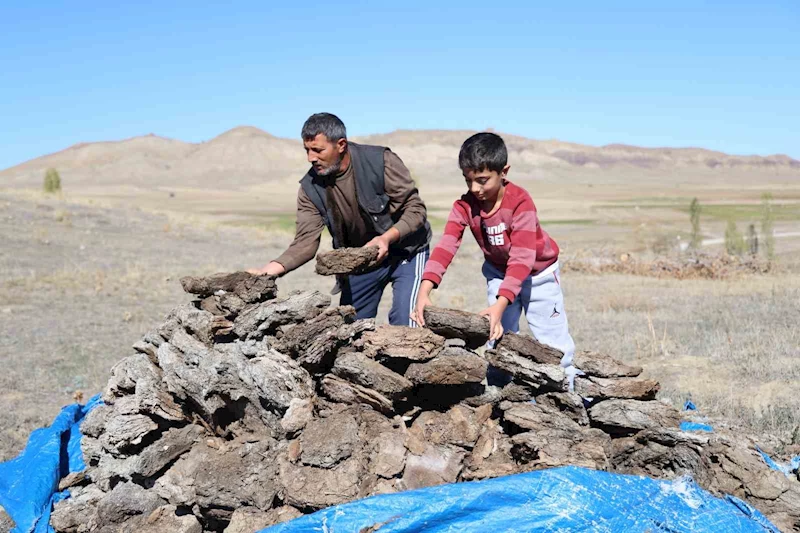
top-left (463, 165), bottom-right (509, 203)
top-left (304, 134), bottom-right (346, 177)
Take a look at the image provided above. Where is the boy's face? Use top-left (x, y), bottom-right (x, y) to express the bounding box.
top-left (463, 165), bottom-right (510, 203)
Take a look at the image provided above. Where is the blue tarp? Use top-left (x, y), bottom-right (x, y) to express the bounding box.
top-left (0, 394), bottom-right (101, 533)
top-left (680, 421), bottom-right (714, 432)
top-left (263, 467), bottom-right (779, 533)
top-left (0, 396), bottom-right (784, 533)
top-left (757, 446), bottom-right (800, 478)
top-left (681, 400), bottom-right (714, 432)
top-left (681, 402), bottom-right (799, 477)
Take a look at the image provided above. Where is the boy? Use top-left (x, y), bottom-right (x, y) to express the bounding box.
top-left (411, 132), bottom-right (576, 372)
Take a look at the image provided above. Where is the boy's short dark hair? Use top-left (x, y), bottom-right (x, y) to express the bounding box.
top-left (459, 132), bottom-right (508, 173)
top-left (301, 113), bottom-right (347, 143)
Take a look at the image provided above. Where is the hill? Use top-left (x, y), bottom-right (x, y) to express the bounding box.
top-left (2, 127), bottom-right (798, 194)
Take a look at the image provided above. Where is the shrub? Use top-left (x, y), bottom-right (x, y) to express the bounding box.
top-left (761, 193), bottom-right (775, 261)
top-left (689, 198), bottom-right (702, 249)
top-left (747, 223), bottom-right (758, 256)
top-left (724, 220), bottom-right (746, 256)
top-left (43, 168), bottom-right (61, 193)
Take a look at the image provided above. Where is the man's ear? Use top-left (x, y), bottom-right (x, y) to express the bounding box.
top-left (336, 138), bottom-right (348, 155)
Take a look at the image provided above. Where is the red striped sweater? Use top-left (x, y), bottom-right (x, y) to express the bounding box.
top-left (422, 182), bottom-right (559, 303)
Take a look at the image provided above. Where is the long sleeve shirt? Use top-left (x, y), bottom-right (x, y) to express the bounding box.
top-left (422, 181), bottom-right (559, 303)
top-left (274, 149), bottom-right (427, 272)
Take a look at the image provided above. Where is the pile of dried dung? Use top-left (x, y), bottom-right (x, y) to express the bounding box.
top-left (50, 262), bottom-right (799, 532)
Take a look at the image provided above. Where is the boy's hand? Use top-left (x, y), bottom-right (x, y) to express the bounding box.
top-left (479, 298), bottom-right (509, 341)
top-left (410, 280), bottom-right (436, 326)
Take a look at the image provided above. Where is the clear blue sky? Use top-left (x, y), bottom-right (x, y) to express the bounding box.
top-left (0, 1), bottom-right (798, 170)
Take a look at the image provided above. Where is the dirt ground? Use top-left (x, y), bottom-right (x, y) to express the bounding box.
top-left (2, 190), bottom-right (800, 461)
top-left (0, 194), bottom-right (321, 460)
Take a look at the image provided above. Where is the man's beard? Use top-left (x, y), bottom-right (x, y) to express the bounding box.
top-left (314, 152), bottom-right (344, 177)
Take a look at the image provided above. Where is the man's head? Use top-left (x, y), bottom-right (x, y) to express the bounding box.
top-left (302, 113), bottom-right (348, 177)
top-left (459, 132), bottom-right (510, 202)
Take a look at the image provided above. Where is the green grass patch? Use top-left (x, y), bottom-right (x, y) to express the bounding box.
top-left (541, 219), bottom-right (596, 226)
top-left (221, 213), bottom-right (297, 233)
top-left (427, 215), bottom-right (448, 233)
top-left (675, 203), bottom-right (800, 222)
top-left (596, 203), bottom-right (682, 210)
top-left (262, 214), bottom-right (297, 232)
top-left (597, 202), bottom-right (800, 222)
top-left (613, 196), bottom-right (694, 204)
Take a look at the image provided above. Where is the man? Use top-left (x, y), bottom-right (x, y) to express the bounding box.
top-left (249, 113), bottom-right (432, 326)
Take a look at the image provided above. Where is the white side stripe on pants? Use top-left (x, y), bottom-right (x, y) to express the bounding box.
top-left (408, 248), bottom-right (425, 327)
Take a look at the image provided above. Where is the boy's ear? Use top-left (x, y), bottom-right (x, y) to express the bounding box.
top-left (502, 164), bottom-right (511, 176)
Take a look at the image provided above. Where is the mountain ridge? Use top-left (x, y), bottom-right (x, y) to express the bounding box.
top-left (1, 126), bottom-right (798, 191)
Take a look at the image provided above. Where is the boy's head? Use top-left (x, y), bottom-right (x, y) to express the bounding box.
top-left (459, 132), bottom-right (510, 203)
top-left (301, 112), bottom-right (348, 177)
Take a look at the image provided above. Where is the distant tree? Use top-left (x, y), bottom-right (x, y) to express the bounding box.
top-left (724, 220), bottom-right (746, 256)
top-left (43, 168), bottom-right (61, 193)
top-left (761, 193), bottom-right (775, 261)
top-left (747, 223), bottom-right (758, 256)
top-left (689, 198), bottom-right (702, 249)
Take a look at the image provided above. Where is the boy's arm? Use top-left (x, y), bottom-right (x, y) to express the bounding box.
top-left (480, 296), bottom-right (509, 341)
top-left (475, 196), bottom-right (538, 340)
top-left (248, 188), bottom-right (325, 276)
top-left (412, 202), bottom-right (469, 326)
top-left (421, 201), bottom-right (469, 287)
top-left (496, 195), bottom-right (539, 303)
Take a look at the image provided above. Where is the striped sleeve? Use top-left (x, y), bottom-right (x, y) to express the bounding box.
top-left (497, 196), bottom-right (539, 303)
top-left (421, 201), bottom-right (469, 286)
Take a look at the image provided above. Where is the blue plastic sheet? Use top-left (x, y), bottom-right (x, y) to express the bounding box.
top-left (680, 399), bottom-right (713, 432)
top-left (757, 446), bottom-right (800, 478)
top-left (0, 396), bottom-right (786, 533)
top-left (263, 466), bottom-right (779, 533)
top-left (680, 421), bottom-right (714, 432)
top-left (0, 394), bottom-right (101, 533)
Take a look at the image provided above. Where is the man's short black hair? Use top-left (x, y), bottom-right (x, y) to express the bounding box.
top-left (458, 132), bottom-right (508, 173)
top-left (301, 113), bottom-right (347, 143)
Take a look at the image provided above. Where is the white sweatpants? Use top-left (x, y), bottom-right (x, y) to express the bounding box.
top-left (484, 261), bottom-right (576, 367)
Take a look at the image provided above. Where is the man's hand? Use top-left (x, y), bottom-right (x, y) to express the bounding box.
top-left (363, 235), bottom-right (389, 262)
top-left (247, 261), bottom-right (286, 277)
top-left (364, 227), bottom-right (400, 262)
top-left (410, 280), bottom-right (436, 327)
top-left (479, 298), bottom-right (509, 341)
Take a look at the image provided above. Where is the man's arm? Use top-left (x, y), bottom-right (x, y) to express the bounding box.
top-left (383, 150), bottom-right (427, 239)
top-left (248, 188), bottom-right (325, 276)
top-left (364, 150), bottom-right (427, 260)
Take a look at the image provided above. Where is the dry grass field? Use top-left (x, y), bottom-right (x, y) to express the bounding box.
top-left (2, 128), bottom-right (800, 461)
